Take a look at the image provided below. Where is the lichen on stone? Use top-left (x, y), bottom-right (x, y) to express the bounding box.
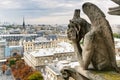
top-left (92, 70), bottom-right (120, 80)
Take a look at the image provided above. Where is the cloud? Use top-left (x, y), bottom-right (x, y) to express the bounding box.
top-left (0, 0), bottom-right (119, 25)
top-left (50, 11), bottom-right (73, 16)
top-left (0, 0), bottom-right (21, 9)
top-left (32, 0), bottom-right (82, 9)
top-left (27, 15), bottom-right (72, 24)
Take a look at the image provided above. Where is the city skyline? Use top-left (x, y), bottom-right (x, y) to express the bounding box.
top-left (0, 0), bottom-right (119, 25)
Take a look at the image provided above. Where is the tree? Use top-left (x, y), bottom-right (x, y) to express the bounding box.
top-left (28, 71), bottom-right (43, 80)
top-left (9, 59), bottom-right (16, 67)
top-left (113, 33), bottom-right (120, 38)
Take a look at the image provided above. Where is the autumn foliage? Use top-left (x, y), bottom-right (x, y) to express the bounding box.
top-left (7, 53), bottom-right (43, 80)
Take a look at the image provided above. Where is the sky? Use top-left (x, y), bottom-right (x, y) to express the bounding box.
top-left (0, 0), bottom-right (119, 25)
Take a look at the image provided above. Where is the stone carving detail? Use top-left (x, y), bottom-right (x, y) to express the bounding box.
top-left (67, 9), bottom-right (91, 66)
top-left (82, 2), bottom-right (119, 71)
top-left (61, 2), bottom-right (120, 80)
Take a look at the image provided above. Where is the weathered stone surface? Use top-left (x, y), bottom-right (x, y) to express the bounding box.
top-left (61, 67), bottom-right (120, 80)
top-left (108, 0), bottom-right (120, 15)
top-left (92, 70), bottom-right (120, 80)
top-left (67, 9), bottom-right (91, 67)
top-left (61, 68), bottom-right (88, 80)
top-left (61, 2), bottom-right (120, 80)
top-left (82, 2), bottom-right (119, 72)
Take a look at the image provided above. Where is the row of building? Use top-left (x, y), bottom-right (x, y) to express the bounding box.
top-left (22, 37), bottom-right (120, 80)
top-left (0, 18), bottom-right (74, 80)
top-left (0, 33), bottom-right (69, 59)
top-left (23, 40), bottom-right (76, 80)
top-left (0, 19), bottom-right (120, 80)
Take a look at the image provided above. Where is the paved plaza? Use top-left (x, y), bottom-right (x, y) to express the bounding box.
top-left (0, 69), bottom-right (13, 80)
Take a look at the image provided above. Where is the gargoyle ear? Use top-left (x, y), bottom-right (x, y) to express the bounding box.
top-left (69, 20), bottom-right (74, 23)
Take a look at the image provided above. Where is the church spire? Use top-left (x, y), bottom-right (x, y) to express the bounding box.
top-left (23, 17), bottom-right (25, 30)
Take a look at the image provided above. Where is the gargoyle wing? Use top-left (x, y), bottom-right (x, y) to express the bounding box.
top-left (82, 2), bottom-right (119, 71)
top-left (112, 0), bottom-right (120, 5)
top-left (108, 0), bottom-right (120, 15)
top-left (82, 2), bottom-right (114, 44)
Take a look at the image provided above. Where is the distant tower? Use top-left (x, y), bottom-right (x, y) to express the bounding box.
top-left (21, 17), bottom-right (27, 34)
top-left (23, 17), bottom-right (26, 30)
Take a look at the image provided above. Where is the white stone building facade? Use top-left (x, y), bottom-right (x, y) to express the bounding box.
top-left (24, 42), bottom-right (76, 72)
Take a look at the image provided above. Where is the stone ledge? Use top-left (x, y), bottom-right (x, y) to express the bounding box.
top-left (91, 70), bottom-right (120, 80)
top-left (61, 66), bottom-right (120, 80)
top-left (76, 66), bottom-right (120, 80)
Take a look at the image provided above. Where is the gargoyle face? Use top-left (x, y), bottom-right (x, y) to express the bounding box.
top-left (67, 20), bottom-right (77, 41)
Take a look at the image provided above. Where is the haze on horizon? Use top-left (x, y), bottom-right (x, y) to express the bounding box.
top-left (0, 0), bottom-right (119, 25)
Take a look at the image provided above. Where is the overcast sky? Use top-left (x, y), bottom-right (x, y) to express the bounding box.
top-left (0, 0), bottom-right (119, 25)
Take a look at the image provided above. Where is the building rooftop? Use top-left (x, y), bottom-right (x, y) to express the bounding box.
top-left (46, 60), bottom-right (79, 75)
top-left (34, 37), bottom-right (50, 43)
top-left (47, 65), bottom-right (61, 75)
top-left (9, 45), bottom-right (23, 48)
top-left (29, 42), bottom-right (74, 57)
top-left (45, 34), bottom-right (57, 40)
top-left (115, 43), bottom-right (120, 48)
top-left (114, 38), bottom-right (120, 42)
top-left (0, 39), bottom-right (6, 43)
top-left (0, 34), bottom-right (37, 37)
top-left (116, 56), bottom-right (120, 60)
top-left (56, 60), bottom-right (79, 71)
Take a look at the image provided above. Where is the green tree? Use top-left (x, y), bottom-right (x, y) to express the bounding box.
top-left (113, 33), bottom-right (120, 38)
top-left (9, 59), bottom-right (16, 67)
top-left (28, 71), bottom-right (43, 80)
